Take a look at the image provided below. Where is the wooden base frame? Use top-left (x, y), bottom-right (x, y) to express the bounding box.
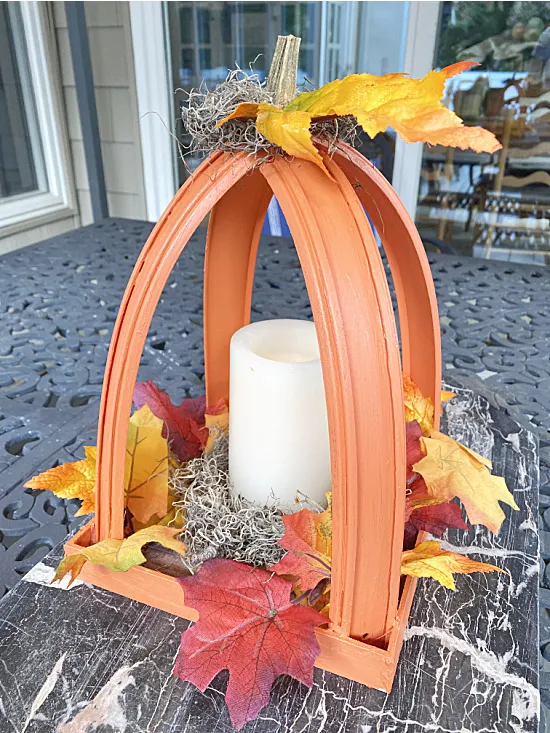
top-left (65, 520), bottom-right (420, 692)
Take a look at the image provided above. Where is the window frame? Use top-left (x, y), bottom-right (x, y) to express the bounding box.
top-left (130, 1), bottom-right (176, 222)
top-left (0, 2), bottom-right (75, 237)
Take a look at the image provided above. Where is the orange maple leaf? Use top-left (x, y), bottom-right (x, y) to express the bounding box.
top-left (26, 405), bottom-right (170, 524)
top-left (219, 62), bottom-right (501, 176)
top-left (25, 447), bottom-right (96, 516)
top-left (270, 495), bottom-right (332, 592)
top-left (441, 390), bottom-right (456, 403)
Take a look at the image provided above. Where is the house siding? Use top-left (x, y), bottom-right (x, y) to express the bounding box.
top-left (54, 1), bottom-right (147, 226)
top-left (0, 1), bottom-right (147, 254)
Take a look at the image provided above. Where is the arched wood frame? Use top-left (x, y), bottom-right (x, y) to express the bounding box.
top-left (95, 148), bottom-right (441, 649)
top-left (333, 143), bottom-right (441, 415)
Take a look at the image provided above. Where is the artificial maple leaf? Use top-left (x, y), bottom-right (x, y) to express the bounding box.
top-left (270, 495), bottom-right (332, 592)
top-left (413, 431), bottom-right (518, 534)
top-left (407, 500), bottom-right (469, 538)
top-left (405, 475), bottom-right (443, 518)
top-left (132, 499), bottom-right (186, 532)
top-left (403, 375), bottom-right (435, 435)
top-left (133, 381), bottom-right (207, 461)
top-left (219, 62), bottom-right (500, 176)
top-left (401, 540), bottom-right (504, 590)
top-left (175, 558), bottom-right (325, 730)
top-left (125, 405), bottom-right (169, 524)
top-left (53, 525), bottom-right (186, 586)
top-left (406, 420), bottom-right (425, 481)
top-left (404, 475), bottom-right (468, 546)
top-left (158, 502), bottom-right (186, 529)
top-left (25, 446), bottom-right (96, 516)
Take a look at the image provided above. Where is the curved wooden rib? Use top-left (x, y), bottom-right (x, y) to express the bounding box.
top-left (204, 169), bottom-right (273, 404)
top-left (204, 154), bottom-right (405, 643)
top-left (264, 156), bottom-right (405, 643)
top-left (96, 152), bottom-right (257, 541)
top-left (334, 143), bottom-right (442, 422)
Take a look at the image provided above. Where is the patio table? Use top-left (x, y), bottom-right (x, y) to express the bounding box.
top-left (0, 218), bottom-right (546, 729)
top-left (0, 382), bottom-right (540, 733)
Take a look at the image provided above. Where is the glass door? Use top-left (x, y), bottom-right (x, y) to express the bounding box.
top-left (165, 0), bottom-right (408, 187)
top-left (0, 3), bottom-right (46, 200)
top-left (415, 1), bottom-right (550, 264)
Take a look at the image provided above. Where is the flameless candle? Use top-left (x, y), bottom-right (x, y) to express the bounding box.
top-left (229, 319), bottom-right (331, 510)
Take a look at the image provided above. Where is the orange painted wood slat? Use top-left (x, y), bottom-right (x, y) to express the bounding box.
top-left (204, 170), bottom-right (273, 405)
top-left (65, 519), bottom-right (422, 692)
top-left (333, 143), bottom-right (442, 425)
top-left (261, 155), bottom-right (405, 643)
top-left (96, 153), bottom-right (257, 541)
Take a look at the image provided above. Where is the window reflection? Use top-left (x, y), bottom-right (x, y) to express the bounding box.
top-left (166, 1), bottom-right (407, 188)
top-left (417, 1), bottom-right (550, 264)
top-left (0, 3), bottom-right (43, 199)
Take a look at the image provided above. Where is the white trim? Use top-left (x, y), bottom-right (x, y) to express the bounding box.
top-left (129, 1), bottom-right (176, 222)
top-left (0, 2), bottom-right (75, 237)
top-left (391, 1), bottom-right (441, 219)
top-left (318, 2), bottom-right (328, 86)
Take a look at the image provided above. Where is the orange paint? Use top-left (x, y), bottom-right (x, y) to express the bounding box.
top-left (65, 146), bottom-right (441, 691)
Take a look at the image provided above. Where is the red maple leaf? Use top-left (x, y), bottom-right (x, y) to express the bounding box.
top-left (406, 420), bottom-right (425, 481)
top-left (133, 381), bottom-right (206, 461)
top-left (175, 559), bottom-right (325, 730)
top-left (270, 502), bottom-right (332, 592)
top-left (404, 476), bottom-right (469, 546)
top-left (408, 500), bottom-right (470, 538)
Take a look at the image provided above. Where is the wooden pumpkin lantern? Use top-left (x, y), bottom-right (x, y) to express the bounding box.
top-left (65, 137), bottom-right (440, 691)
top-left (60, 39), bottom-right (506, 697)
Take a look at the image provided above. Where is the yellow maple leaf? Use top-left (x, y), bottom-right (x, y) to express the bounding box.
top-left (25, 447), bottom-right (96, 516)
top-left (53, 525), bottom-right (186, 586)
top-left (132, 506), bottom-right (185, 532)
top-left (257, 104), bottom-right (328, 172)
top-left (413, 431), bottom-right (518, 534)
top-left (401, 540), bottom-right (505, 590)
top-left (403, 374), bottom-right (435, 435)
top-left (125, 405), bottom-right (169, 525)
top-left (441, 390), bottom-right (456, 403)
top-left (25, 407), bottom-right (169, 521)
top-left (219, 62), bottom-right (501, 176)
top-left (157, 504), bottom-right (185, 529)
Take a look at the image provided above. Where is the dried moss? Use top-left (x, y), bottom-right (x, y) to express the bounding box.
top-left (170, 435), bottom-right (286, 572)
top-left (179, 67), bottom-right (359, 167)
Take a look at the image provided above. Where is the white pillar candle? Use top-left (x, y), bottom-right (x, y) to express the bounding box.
top-left (229, 319), bottom-right (331, 510)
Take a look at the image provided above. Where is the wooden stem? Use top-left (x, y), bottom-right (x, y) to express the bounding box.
top-left (267, 35), bottom-right (301, 106)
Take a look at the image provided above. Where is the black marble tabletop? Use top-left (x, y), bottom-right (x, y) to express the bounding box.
top-left (0, 385), bottom-right (539, 732)
top-left (0, 218), bottom-right (547, 726)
